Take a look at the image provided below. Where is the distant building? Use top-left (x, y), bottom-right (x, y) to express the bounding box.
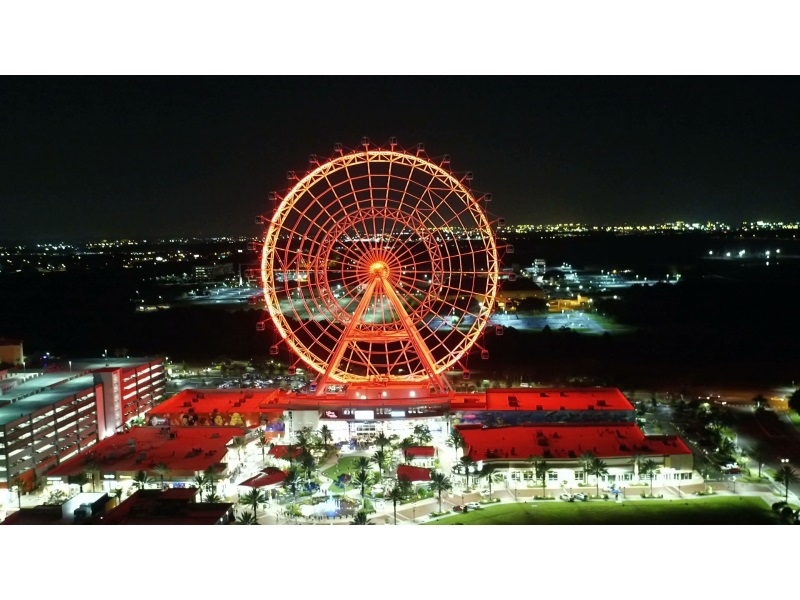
top-left (524, 258), bottom-right (547, 282)
top-left (547, 294), bottom-right (592, 312)
top-left (0, 339), bottom-right (23, 366)
top-left (194, 263), bottom-right (233, 280)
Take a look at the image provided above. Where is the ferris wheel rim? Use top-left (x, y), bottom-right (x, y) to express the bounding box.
top-left (261, 147), bottom-right (500, 383)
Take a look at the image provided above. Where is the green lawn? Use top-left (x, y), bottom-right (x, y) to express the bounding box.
top-left (582, 312), bottom-right (633, 334)
top-left (427, 496), bottom-right (782, 525)
top-left (322, 456), bottom-right (362, 483)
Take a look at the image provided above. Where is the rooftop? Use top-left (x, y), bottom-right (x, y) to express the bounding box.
top-left (98, 489), bottom-right (234, 525)
top-left (68, 357), bottom-right (162, 372)
top-left (396, 465), bottom-right (431, 482)
top-left (239, 467), bottom-right (286, 488)
top-left (149, 388), bottom-right (283, 424)
top-left (0, 374), bottom-right (97, 426)
top-left (458, 423), bottom-right (691, 461)
top-left (449, 388), bottom-right (634, 412)
top-left (47, 425), bottom-right (246, 476)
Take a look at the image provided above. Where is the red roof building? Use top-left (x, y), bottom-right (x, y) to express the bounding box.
top-left (98, 489), bottom-right (234, 525)
top-left (148, 388), bottom-right (284, 432)
top-left (406, 446), bottom-right (435, 457)
top-left (459, 422), bottom-right (692, 462)
top-left (397, 465), bottom-right (431, 482)
top-left (47, 425), bottom-right (246, 481)
top-left (239, 467), bottom-right (287, 488)
top-left (269, 445), bottom-right (302, 460)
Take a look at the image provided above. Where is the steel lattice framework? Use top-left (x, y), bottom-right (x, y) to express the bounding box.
top-left (260, 143), bottom-right (499, 396)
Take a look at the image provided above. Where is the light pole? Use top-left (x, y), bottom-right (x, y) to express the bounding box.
top-left (731, 476), bottom-right (736, 494)
top-left (780, 458), bottom-right (790, 502)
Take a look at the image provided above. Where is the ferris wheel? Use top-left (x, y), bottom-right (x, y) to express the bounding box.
top-left (259, 138), bottom-right (500, 395)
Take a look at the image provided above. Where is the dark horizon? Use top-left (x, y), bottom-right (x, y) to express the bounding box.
top-left (2, 76), bottom-right (800, 241)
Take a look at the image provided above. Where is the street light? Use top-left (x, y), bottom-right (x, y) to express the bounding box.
top-left (780, 458), bottom-right (790, 502)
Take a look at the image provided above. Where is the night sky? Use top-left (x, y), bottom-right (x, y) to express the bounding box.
top-left (2, 76), bottom-right (799, 241)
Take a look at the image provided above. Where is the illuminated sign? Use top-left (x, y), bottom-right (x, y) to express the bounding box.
top-left (353, 410), bottom-right (375, 420)
top-left (390, 411), bottom-right (406, 418)
top-left (324, 411), bottom-right (337, 419)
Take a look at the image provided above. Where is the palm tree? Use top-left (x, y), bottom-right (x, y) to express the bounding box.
top-left (587, 457), bottom-right (609, 497)
top-left (152, 462), bottom-right (170, 489)
top-left (429, 471), bottom-right (453, 513)
top-left (459, 455), bottom-right (476, 488)
top-left (776, 465), bottom-right (798, 503)
top-left (533, 459), bottom-right (551, 497)
top-left (204, 466), bottom-right (219, 496)
top-left (753, 448), bottom-right (770, 479)
top-left (413, 423), bottom-right (432, 445)
top-left (398, 436), bottom-right (416, 463)
top-left (296, 427), bottom-right (313, 456)
top-left (83, 460), bottom-right (101, 492)
top-left (351, 510), bottom-right (369, 525)
top-left (355, 456), bottom-right (373, 473)
top-left (283, 466), bottom-right (301, 501)
top-left (256, 434), bottom-right (270, 465)
top-left (319, 424), bottom-right (333, 453)
top-left (446, 430), bottom-right (466, 462)
top-left (628, 453), bottom-right (643, 483)
top-left (237, 510), bottom-right (258, 525)
top-left (299, 450), bottom-right (316, 481)
top-left (206, 491), bottom-right (222, 503)
top-left (192, 473), bottom-right (208, 501)
top-left (581, 451), bottom-right (596, 484)
top-left (387, 483), bottom-right (407, 524)
top-left (355, 469), bottom-right (371, 507)
top-left (283, 443), bottom-right (299, 467)
top-left (372, 448), bottom-right (389, 479)
top-left (132, 470), bottom-right (154, 491)
top-left (239, 487), bottom-right (267, 519)
top-left (113, 487), bottom-right (123, 506)
top-left (374, 432), bottom-right (391, 451)
top-left (640, 458), bottom-right (658, 496)
top-left (480, 466), bottom-right (497, 498)
top-left (230, 436), bottom-right (248, 463)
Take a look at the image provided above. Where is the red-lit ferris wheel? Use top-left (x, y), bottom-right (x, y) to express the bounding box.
top-left (259, 138), bottom-right (499, 395)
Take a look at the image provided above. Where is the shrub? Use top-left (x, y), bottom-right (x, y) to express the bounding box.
top-left (772, 501), bottom-right (787, 512)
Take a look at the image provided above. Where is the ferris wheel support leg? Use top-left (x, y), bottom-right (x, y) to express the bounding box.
top-left (378, 275), bottom-right (453, 395)
top-left (314, 276), bottom-right (382, 396)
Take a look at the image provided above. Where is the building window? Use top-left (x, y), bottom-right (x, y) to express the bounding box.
top-left (548, 472), bottom-right (558, 481)
top-left (574, 470), bottom-right (583, 480)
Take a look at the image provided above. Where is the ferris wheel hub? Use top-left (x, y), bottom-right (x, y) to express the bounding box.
top-left (369, 261), bottom-right (389, 277)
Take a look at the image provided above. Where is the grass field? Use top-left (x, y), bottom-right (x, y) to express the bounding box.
top-left (322, 456), bottom-right (362, 483)
top-left (427, 496), bottom-right (782, 525)
top-left (582, 312), bottom-right (633, 334)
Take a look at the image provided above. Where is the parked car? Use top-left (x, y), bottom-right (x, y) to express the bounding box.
top-left (453, 504), bottom-right (464, 512)
top-left (465, 502), bottom-right (481, 510)
top-left (560, 493), bottom-right (575, 502)
top-left (574, 492), bottom-right (588, 501)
